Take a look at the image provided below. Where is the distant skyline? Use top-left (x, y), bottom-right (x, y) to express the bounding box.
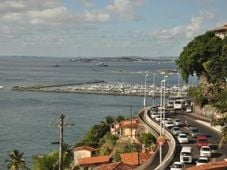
top-left (0, 0), bottom-right (227, 58)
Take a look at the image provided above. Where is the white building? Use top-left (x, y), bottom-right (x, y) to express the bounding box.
top-left (73, 146), bottom-right (96, 166)
top-left (212, 24), bottom-right (227, 39)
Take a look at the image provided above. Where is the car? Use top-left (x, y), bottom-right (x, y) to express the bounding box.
top-left (196, 157), bottom-right (209, 166)
top-left (180, 147), bottom-right (193, 163)
top-left (189, 127), bottom-right (200, 138)
top-left (196, 135), bottom-right (209, 148)
top-left (186, 106), bottom-right (192, 113)
top-left (155, 115), bottom-right (161, 121)
top-left (171, 126), bottom-right (182, 135)
top-left (174, 119), bottom-right (184, 126)
top-left (200, 146), bottom-right (212, 157)
top-left (151, 112), bottom-right (159, 119)
top-left (170, 161), bottom-right (185, 170)
top-left (164, 120), bottom-right (175, 128)
top-left (177, 133), bottom-right (189, 144)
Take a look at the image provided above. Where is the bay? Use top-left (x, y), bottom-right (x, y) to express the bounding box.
top-left (0, 56), bottom-right (197, 167)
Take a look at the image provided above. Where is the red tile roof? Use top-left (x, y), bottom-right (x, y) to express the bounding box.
top-left (118, 119), bottom-right (139, 129)
top-left (120, 152), bottom-right (151, 166)
top-left (79, 155), bottom-right (110, 166)
top-left (74, 146), bottom-right (97, 152)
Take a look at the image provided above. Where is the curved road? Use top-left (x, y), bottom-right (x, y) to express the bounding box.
top-left (168, 112), bottom-right (227, 169)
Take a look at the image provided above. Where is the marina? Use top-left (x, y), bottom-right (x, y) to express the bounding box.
top-left (12, 81), bottom-right (188, 97)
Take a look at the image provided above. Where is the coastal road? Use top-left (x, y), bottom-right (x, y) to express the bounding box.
top-left (168, 112), bottom-right (227, 169)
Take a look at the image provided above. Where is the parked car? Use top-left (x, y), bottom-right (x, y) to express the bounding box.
top-left (196, 157), bottom-right (209, 166)
top-left (170, 161), bottom-right (185, 170)
top-left (171, 126), bottom-right (182, 136)
top-left (189, 127), bottom-right (200, 138)
top-left (178, 133), bottom-right (189, 144)
top-left (196, 135), bottom-right (209, 148)
top-left (200, 146), bottom-right (212, 157)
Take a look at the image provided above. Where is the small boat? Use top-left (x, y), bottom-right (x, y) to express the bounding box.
top-left (0, 85), bottom-right (4, 89)
top-left (97, 62), bottom-right (108, 67)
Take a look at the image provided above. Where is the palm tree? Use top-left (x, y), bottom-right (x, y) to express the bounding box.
top-left (5, 150), bottom-right (27, 170)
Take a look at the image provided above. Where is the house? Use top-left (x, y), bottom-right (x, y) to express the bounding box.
top-left (212, 24), bottom-right (227, 39)
top-left (120, 152), bottom-right (151, 166)
top-left (78, 155), bottom-right (110, 170)
top-left (110, 118), bottom-right (143, 140)
top-left (73, 146), bottom-right (97, 166)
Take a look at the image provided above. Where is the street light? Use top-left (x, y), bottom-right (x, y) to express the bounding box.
top-left (143, 73), bottom-right (149, 107)
top-left (163, 76), bottom-right (168, 126)
top-left (152, 73), bottom-right (156, 106)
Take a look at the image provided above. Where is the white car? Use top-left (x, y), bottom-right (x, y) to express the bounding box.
top-left (164, 120), bottom-right (175, 128)
top-left (196, 157), bottom-right (209, 166)
top-left (186, 106), bottom-right (192, 113)
top-left (171, 126), bottom-right (182, 135)
top-left (170, 161), bottom-right (185, 170)
top-left (174, 119), bottom-right (184, 126)
top-left (154, 115), bottom-right (161, 121)
top-left (200, 146), bottom-right (212, 157)
top-left (177, 133), bottom-right (189, 144)
top-left (151, 112), bottom-right (159, 119)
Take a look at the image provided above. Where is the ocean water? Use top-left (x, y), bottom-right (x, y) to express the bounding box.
top-left (0, 56), bottom-right (197, 167)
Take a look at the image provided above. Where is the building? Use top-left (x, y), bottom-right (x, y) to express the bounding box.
top-left (73, 146), bottom-right (97, 166)
top-left (120, 152), bottom-right (151, 166)
top-left (212, 24), bottom-right (227, 39)
top-left (78, 155), bottom-right (110, 170)
top-left (110, 118), bottom-right (143, 140)
top-left (97, 162), bottom-right (137, 170)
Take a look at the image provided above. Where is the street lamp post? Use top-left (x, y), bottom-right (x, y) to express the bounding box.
top-left (152, 73), bottom-right (156, 106)
top-left (163, 76), bottom-right (168, 128)
top-left (143, 74), bottom-right (149, 107)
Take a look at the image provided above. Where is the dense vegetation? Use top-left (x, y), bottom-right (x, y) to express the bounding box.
top-left (176, 31), bottom-right (227, 146)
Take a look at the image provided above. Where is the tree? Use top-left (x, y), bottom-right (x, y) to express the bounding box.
top-left (5, 150), bottom-right (28, 170)
top-left (116, 115), bottom-right (126, 123)
top-left (176, 31), bottom-right (223, 84)
top-left (32, 151), bottom-right (58, 170)
top-left (139, 133), bottom-right (156, 148)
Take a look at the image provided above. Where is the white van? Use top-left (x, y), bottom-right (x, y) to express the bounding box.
top-left (174, 99), bottom-right (186, 110)
top-left (180, 146), bottom-right (193, 163)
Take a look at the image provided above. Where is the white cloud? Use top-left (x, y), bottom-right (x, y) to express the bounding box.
top-left (151, 14), bottom-right (206, 40)
top-left (105, 0), bottom-right (143, 20)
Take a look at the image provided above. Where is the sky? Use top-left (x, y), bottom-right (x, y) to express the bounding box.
top-left (0, 0), bottom-right (227, 58)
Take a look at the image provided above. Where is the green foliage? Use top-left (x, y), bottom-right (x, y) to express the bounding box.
top-left (5, 150), bottom-right (28, 170)
top-left (75, 116), bottom-right (114, 147)
top-left (213, 116), bottom-right (227, 146)
top-left (176, 31), bottom-right (226, 83)
top-left (116, 115), bottom-right (126, 123)
top-left (99, 133), bottom-right (118, 155)
top-left (32, 151), bottom-right (58, 170)
top-left (187, 86), bottom-right (207, 106)
top-left (112, 142), bottom-right (137, 162)
top-left (32, 144), bottom-right (73, 170)
top-left (213, 87), bottom-right (227, 113)
top-left (139, 133), bottom-right (156, 148)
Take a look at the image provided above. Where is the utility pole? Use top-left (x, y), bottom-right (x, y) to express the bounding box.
top-left (59, 114), bottom-right (65, 170)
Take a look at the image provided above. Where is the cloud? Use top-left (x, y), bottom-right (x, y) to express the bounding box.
top-left (0, 0), bottom-right (144, 26)
top-left (150, 12), bottom-right (213, 40)
top-left (105, 0), bottom-right (143, 20)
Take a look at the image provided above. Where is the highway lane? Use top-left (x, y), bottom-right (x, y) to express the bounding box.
top-left (167, 112), bottom-right (227, 169)
top-left (147, 110), bottom-right (227, 169)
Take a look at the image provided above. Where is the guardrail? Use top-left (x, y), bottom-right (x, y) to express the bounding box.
top-left (137, 107), bottom-right (176, 170)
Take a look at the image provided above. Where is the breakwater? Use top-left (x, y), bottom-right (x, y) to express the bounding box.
top-left (12, 81), bottom-right (188, 97)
